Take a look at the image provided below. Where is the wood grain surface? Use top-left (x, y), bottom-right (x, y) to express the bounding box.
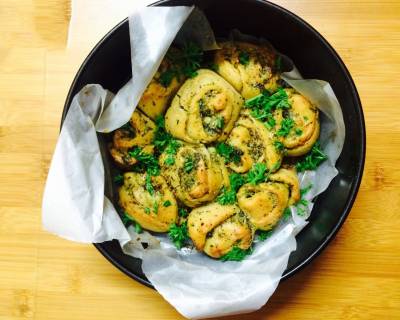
top-left (0, 0), bottom-right (399, 319)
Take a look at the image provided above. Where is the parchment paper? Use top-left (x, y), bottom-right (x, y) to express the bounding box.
top-left (42, 6), bottom-right (345, 320)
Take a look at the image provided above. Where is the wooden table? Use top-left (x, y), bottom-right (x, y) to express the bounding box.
top-left (0, 0), bottom-right (399, 319)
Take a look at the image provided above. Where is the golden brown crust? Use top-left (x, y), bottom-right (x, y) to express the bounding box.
top-left (214, 41), bottom-right (279, 99)
top-left (187, 203), bottom-right (253, 258)
top-left (118, 172), bottom-right (178, 232)
top-left (165, 69), bottom-right (244, 144)
top-left (237, 182), bottom-right (289, 230)
top-left (159, 144), bottom-right (229, 207)
top-left (280, 89), bottom-right (320, 156)
top-left (108, 110), bottom-right (156, 169)
top-left (268, 167), bottom-right (300, 206)
top-left (226, 110), bottom-right (282, 173)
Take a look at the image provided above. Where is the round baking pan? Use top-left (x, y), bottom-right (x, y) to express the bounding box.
top-left (62, 0), bottom-right (366, 288)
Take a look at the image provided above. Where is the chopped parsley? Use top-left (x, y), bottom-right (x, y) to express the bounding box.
top-left (159, 69), bottom-right (176, 87)
top-left (178, 208), bottom-right (188, 218)
top-left (238, 51), bottom-right (250, 66)
top-left (296, 142), bottom-right (328, 172)
top-left (296, 184), bottom-right (313, 217)
top-left (160, 42), bottom-right (204, 86)
top-left (183, 156), bottom-right (194, 173)
top-left (153, 115), bottom-right (181, 165)
top-left (217, 173), bottom-right (245, 205)
top-left (122, 213), bottom-right (142, 233)
top-left (300, 184), bottom-right (313, 197)
top-left (273, 140), bottom-right (285, 152)
top-left (113, 174), bottom-right (124, 185)
top-left (282, 207), bottom-right (292, 221)
top-left (163, 200), bottom-right (172, 207)
top-left (220, 246), bottom-right (252, 262)
top-left (153, 202), bottom-right (159, 214)
top-left (276, 117), bottom-right (294, 137)
top-left (295, 128), bottom-right (303, 136)
top-left (215, 116), bottom-right (224, 130)
top-left (168, 222), bottom-right (189, 249)
top-left (128, 147), bottom-right (160, 175)
top-left (246, 163), bottom-right (267, 185)
top-left (144, 207), bottom-right (150, 214)
top-left (216, 142), bottom-right (242, 164)
top-left (145, 173), bottom-right (155, 195)
top-left (257, 230), bottom-right (273, 241)
top-left (245, 88), bottom-right (291, 128)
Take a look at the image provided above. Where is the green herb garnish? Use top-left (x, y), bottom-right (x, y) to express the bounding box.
top-left (220, 246), bottom-right (253, 262)
top-left (238, 51), bottom-right (250, 66)
top-left (159, 69), bottom-right (176, 87)
top-left (215, 116), bottom-right (224, 130)
top-left (122, 213), bottom-right (143, 233)
top-left (145, 173), bottom-right (155, 195)
top-left (217, 173), bottom-right (245, 205)
top-left (144, 207), bottom-right (150, 214)
top-left (300, 184), bottom-right (313, 197)
top-left (295, 128), bottom-right (303, 136)
top-left (273, 140), bottom-right (285, 152)
top-left (295, 142), bottom-right (328, 172)
top-left (113, 174), bottom-right (124, 185)
top-left (216, 142), bottom-right (242, 164)
top-left (153, 116), bottom-right (181, 165)
top-left (128, 147), bottom-right (160, 175)
top-left (246, 163), bottom-right (267, 185)
top-left (168, 222), bottom-right (189, 249)
top-left (276, 117), bottom-right (294, 137)
top-left (282, 207), bottom-right (292, 221)
top-left (258, 230), bottom-right (273, 241)
top-left (183, 156), bottom-right (194, 173)
top-left (134, 223), bottom-right (143, 234)
top-left (178, 208), bottom-right (188, 218)
top-left (163, 200), bottom-right (172, 207)
top-left (153, 202), bottom-right (159, 214)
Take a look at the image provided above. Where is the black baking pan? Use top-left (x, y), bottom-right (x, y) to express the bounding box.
top-left (61, 0), bottom-right (366, 288)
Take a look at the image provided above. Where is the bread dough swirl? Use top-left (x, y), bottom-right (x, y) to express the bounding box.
top-left (237, 181), bottom-right (289, 231)
top-left (188, 203), bottom-right (253, 258)
top-left (159, 144), bottom-right (229, 207)
top-left (214, 41), bottom-right (280, 99)
top-left (279, 89), bottom-right (320, 156)
top-left (226, 110), bottom-right (282, 173)
top-left (119, 172), bottom-right (178, 232)
top-left (165, 69), bottom-right (243, 144)
top-left (109, 110), bottom-right (156, 169)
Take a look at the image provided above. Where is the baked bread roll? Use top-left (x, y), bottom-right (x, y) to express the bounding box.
top-left (237, 181), bottom-right (289, 231)
top-left (187, 202), bottom-right (253, 258)
top-left (214, 41), bottom-right (280, 99)
top-left (159, 144), bottom-right (229, 207)
top-left (109, 110), bottom-right (156, 169)
top-left (278, 89), bottom-right (320, 156)
top-left (118, 172), bottom-right (178, 232)
top-left (225, 110), bottom-right (282, 173)
top-left (137, 48), bottom-right (185, 120)
top-left (268, 167), bottom-right (300, 206)
top-left (165, 69), bottom-right (243, 144)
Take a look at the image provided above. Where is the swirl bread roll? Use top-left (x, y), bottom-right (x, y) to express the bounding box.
top-left (187, 203), bottom-right (253, 258)
top-left (214, 41), bottom-right (280, 99)
top-left (109, 110), bottom-right (156, 169)
top-left (225, 110), bottom-right (282, 173)
top-left (237, 181), bottom-right (289, 231)
top-left (160, 144), bottom-right (229, 207)
top-left (137, 47), bottom-right (186, 120)
top-left (278, 89), bottom-right (320, 156)
top-left (268, 167), bottom-right (300, 206)
top-left (118, 172), bottom-right (178, 232)
top-left (165, 69), bottom-right (243, 144)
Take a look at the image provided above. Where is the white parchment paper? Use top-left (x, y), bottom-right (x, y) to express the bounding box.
top-left (42, 6), bottom-right (345, 320)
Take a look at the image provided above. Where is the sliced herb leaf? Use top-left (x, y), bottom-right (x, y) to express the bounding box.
top-left (258, 230), bottom-right (273, 241)
top-left (145, 173), bottom-right (155, 195)
top-left (144, 207), bottom-right (151, 214)
top-left (216, 142), bottom-right (242, 164)
top-left (163, 200), bottom-right (172, 207)
top-left (276, 117), bottom-right (294, 137)
top-left (246, 163), bottom-right (267, 185)
top-left (153, 202), bottom-right (159, 214)
top-left (220, 246), bottom-right (253, 262)
top-left (168, 222), bottom-right (189, 249)
top-left (217, 173), bottom-right (245, 205)
top-left (128, 147), bottom-right (160, 175)
top-left (238, 51), bottom-right (250, 66)
top-left (159, 69), bottom-right (176, 87)
top-left (113, 174), bottom-right (124, 185)
top-left (296, 142), bottom-right (328, 172)
top-left (273, 140), bottom-right (285, 152)
top-left (178, 208), bottom-right (188, 218)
